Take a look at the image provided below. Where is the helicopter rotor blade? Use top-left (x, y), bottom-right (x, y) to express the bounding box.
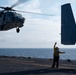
top-left (0, 6), bottom-right (5, 9)
top-left (11, 0), bottom-right (29, 8)
top-left (15, 10), bottom-right (54, 16)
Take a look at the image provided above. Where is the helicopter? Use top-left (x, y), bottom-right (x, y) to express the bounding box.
top-left (0, 7), bottom-right (25, 33)
top-left (0, 0), bottom-right (52, 33)
top-left (0, 0), bottom-right (27, 33)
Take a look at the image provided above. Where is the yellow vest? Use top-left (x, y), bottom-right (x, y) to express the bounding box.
top-left (54, 48), bottom-right (59, 57)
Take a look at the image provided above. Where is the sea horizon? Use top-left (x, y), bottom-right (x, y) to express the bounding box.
top-left (0, 48), bottom-right (76, 60)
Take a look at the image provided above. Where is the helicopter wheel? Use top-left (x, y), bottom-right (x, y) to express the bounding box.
top-left (16, 27), bottom-right (20, 33)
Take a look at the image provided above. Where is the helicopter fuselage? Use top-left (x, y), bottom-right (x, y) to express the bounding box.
top-left (0, 11), bottom-right (25, 33)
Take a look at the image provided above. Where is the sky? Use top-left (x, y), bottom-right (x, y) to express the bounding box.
top-left (0, 0), bottom-right (76, 48)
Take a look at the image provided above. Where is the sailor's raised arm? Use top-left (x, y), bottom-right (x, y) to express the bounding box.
top-left (54, 42), bottom-right (57, 49)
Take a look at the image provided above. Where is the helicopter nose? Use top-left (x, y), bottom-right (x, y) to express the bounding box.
top-left (23, 18), bottom-right (25, 22)
top-left (22, 17), bottom-right (25, 23)
top-left (18, 17), bottom-right (25, 23)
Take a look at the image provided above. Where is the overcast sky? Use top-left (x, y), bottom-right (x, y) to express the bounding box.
top-left (0, 0), bottom-right (76, 48)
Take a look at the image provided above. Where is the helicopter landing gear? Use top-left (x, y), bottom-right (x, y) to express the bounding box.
top-left (16, 27), bottom-right (20, 33)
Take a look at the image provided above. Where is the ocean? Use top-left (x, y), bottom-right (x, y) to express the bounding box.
top-left (0, 48), bottom-right (76, 60)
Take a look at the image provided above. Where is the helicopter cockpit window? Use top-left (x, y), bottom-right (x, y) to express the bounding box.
top-left (18, 14), bottom-right (22, 18)
top-left (15, 13), bottom-right (22, 18)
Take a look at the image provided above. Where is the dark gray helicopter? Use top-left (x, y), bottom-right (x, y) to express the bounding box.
top-left (0, 0), bottom-right (52, 33)
top-left (0, 0), bottom-right (27, 33)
